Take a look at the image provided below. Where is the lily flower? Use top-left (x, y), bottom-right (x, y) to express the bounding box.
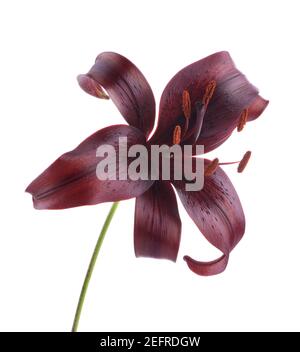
top-left (26, 51), bottom-right (268, 275)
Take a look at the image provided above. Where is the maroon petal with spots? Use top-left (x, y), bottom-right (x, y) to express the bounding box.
top-left (78, 52), bottom-right (156, 138)
top-left (151, 51), bottom-right (267, 152)
top-left (173, 160), bottom-right (245, 275)
top-left (134, 181), bottom-right (182, 262)
top-left (26, 125), bottom-right (153, 209)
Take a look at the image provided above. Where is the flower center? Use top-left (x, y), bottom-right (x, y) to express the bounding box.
top-left (171, 83), bottom-right (252, 177)
top-left (172, 80), bottom-right (217, 146)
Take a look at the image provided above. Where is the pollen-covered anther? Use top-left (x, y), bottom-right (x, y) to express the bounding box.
top-left (204, 158), bottom-right (219, 176)
top-left (237, 108), bottom-right (249, 132)
top-left (182, 90), bottom-right (191, 119)
top-left (173, 125), bottom-right (182, 145)
top-left (238, 151), bottom-right (252, 173)
top-left (203, 80), bottom-right (217, 107)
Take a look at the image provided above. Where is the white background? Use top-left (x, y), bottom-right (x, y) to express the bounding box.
top-left (0, 0), bottom-right (299, 332)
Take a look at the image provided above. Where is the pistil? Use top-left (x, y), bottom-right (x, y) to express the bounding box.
top-left (182, 81), bottom-right (217, 144)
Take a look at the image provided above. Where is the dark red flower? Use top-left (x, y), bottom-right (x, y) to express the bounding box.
top-left (26, 52), bottom-right (268, 275)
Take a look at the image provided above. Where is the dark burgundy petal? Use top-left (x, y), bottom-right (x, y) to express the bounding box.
top-left (197, 95), bottom-right (269, 152)
top-left (173, 160), bottom-right (245, 275)
top-left (151, 51), bottom-right (267, 152)
top-left (134, 181), bottom-right (181, 262)
top-left (78, 52), bottom-right (156, 138)
top-left (26, 125), bottom-right (153, 209)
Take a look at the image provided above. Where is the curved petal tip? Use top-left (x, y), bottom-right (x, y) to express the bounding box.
top-left (248, 95), bottom-right (269, 121)
top-left (183, 255), bottom-right (228, 276)
top-left (77, 74), bottom-right (109, 99)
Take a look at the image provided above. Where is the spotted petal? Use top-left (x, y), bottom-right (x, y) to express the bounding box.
top-left (151, 51), bottom-right (268, 152)
top-left (173, 160), bottom-right (245, 275)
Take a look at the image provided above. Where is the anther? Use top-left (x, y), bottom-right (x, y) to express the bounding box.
top-left (238, 151), bottom-right (251, 173)
top-left (237, 108), bottom-right (249, 132)
top-left (204, 158), bottom-right (219, 176)
top-left (202, 80), bottom-right (217, 107)
top-left (173, 125), bottom-right (182, 145)
top-left (182, 90), bottom-right (191, 119)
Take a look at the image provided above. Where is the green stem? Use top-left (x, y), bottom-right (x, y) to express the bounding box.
top-left (71, 201), bottom-right (119, 332)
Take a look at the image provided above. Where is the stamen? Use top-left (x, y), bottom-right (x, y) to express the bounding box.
top-left (238, 151), bottom-right (251, 173)
top-left (218, 151), bottom-right (252, 172)
top-left (202, 80), bottom-right (217, 107)
top-left (173, 125), bottom-right (182, 145)
top-left (213, 151), bottom-right (252, 173)
top-left (204, 158), bottom-right (219, 176)
top-left (237, 108), bottom-right (249, 132)
top-left (182, 90), bottom-right (191, 120)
